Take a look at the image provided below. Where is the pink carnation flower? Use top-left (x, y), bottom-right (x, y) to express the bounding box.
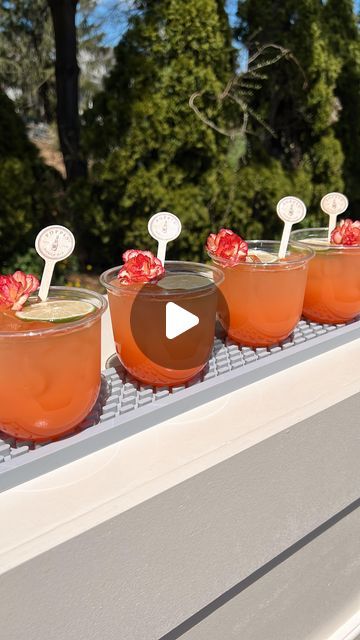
top-left (0, 271), bottom-right (40, 311)
top-left (330, 219), bottom-right (360, 246)
top-left (206, 228), bottom-right (248, 265)
top-left (117, 250), bottom-right (165, 284)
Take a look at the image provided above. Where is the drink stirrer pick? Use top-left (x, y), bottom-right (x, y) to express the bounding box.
top-left (35, 225), bottom-right (76, 301)
top-left (320, 192), bottom-right (349, 241)
top-left (148, 211), bottom-right (182, 265)
top-left (277, 196), bottom-right (307, 259)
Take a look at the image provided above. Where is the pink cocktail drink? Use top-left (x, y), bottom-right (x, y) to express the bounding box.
top-left (101, 260), bottom-right (222, 386)
top-left (0, 287), bottom-right (107, 442)
top-left (206, 231), bottom-right (313, 347)
top-left (291, 227), bottom-right (360, 323)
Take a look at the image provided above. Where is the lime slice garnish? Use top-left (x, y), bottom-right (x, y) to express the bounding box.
top-left (247, 249), bottom-right (279, 263)
top-left (297, 238), bottom-right (331, 251)
top-left (15, 300), bottom-right (95, 323)
top-left (157, 274), bottom-right (212, 290)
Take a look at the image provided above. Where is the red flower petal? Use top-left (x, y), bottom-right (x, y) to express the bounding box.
top-left (206, 228), bottom-right (248, 265)
top-left (0, 271), bottom-right (39, 310)
top-left (118, 250), bottom-right (165, 284)
top-left (330, 219), bottom-right (360, 246)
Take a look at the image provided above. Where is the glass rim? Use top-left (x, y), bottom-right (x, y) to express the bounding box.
top-left (208, 239), bottom-right (314, 268)
top-left (0, 286), bottom-right (107, 339)
top-left (291, 227), bottom-right (360, 251)
top-left (100, 260), bottom-right (224, 296)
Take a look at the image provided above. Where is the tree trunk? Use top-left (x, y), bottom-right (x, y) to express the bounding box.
top-left (47, 0), bottom-right (86, 181)
top-left (38, 80), bottom-right (54, 124)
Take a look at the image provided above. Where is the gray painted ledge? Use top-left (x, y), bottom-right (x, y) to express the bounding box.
top-left (0, 392), bottom-right (360, 640)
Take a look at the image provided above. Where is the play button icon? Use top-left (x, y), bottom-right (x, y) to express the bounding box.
top-left (125, 264), bottom-right (229, 376)
top-left (166, 302), bottom-right (199, 340)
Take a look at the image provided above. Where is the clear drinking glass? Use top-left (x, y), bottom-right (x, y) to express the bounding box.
top-left (100, 261), bottom-right (223, 386)
top-left (209, 240), bottom-right (314, 347)
top-left (291, 228), bottom-right (360, 323)
top-left (0, 287), bottom-right (107, 442)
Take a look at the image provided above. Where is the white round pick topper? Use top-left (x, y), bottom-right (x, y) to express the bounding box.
top-left (320, 192), bottom-right (348, 217)
top-left (276, 196), bottom-right (307, 224)
top-left (35, 225), bottom-right (75, 302)
top-left (277, 196), bottom-right (307, 259)
top-left (35, 225), bottom-right (75, 262)
top-left (148, 211), bottom-right (182, 243)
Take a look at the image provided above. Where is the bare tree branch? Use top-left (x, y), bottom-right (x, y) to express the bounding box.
top-left (189, 41), bottom-right (307, 144)
top-left (189, 91), bottom-right (244, 138)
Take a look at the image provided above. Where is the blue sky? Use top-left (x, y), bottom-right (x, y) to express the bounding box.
top-left (97, 0), bottom-right (360, 47)
top-left (227, 0), bottom-right (238, 26)
top-left (96, 0), bottom-right (239, 46)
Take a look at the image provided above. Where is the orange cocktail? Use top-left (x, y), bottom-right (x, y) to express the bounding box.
top-left (0, 287), bottom-right (107, 442)
top-left (101, 261), bottom-right (222, 386)
top-left (291, 228), bottom-right (360, 323)
top-left (210, 240), bottom-right (313, 347)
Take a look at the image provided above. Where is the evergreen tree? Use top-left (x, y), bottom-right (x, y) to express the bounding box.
top-left (81, 0), bottom-right (237, 264)
top-left (0, 91), bottom-right (61, 269)
top-left (236, 0), bottom-right (344, 222)
top-left (0, 0), bottom-right (107, 123)
top-left (0, 0), bottom-right (55, 121)
top-left (324, 0), bottom-right (360, 216)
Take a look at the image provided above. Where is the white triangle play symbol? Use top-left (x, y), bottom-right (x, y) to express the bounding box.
top-left (166, 302), bottom-right (199, 340)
